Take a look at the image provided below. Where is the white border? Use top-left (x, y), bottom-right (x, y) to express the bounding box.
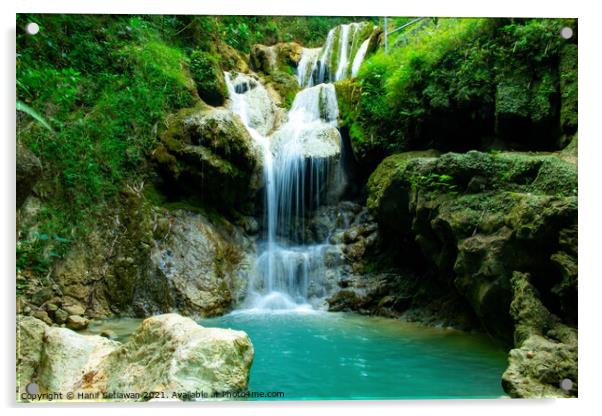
top-left (3, 1), bottom-right (601, 415)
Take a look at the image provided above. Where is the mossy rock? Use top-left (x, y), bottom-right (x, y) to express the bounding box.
top-left (495, 65), bottom-right (560, 149)
top-left (264, 70), bottom-right (300, 108)
top-left (189, 50), bottom-right (228, 106)
top-left (249, 42), bottom-right (302, 75)
top-left (559, 43), bottom-right (578, 135)
top-left (104, 187), bottom-right (155, 309)
top-left (153, 105), bottom-right (262, 214)
top-left (366, 150), bottom-right (440, 232)
top-left (367, 149), bottom-right (577, 342)
top-left (217, 41), bottom-right (250, 73)
top-left (334, 79), bottom-right (361, 125)
top-left (502, 271), bottom-right (577, 398)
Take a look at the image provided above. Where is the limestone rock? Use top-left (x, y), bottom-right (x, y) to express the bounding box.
top-left (263, 70), bottom-right (300, 108)
top-left (218, 41), bottom-right (249, 73)
top-left (225, 72), bottom-right (281, 136)
top-left (31, 287), bottom-right (54, 306)
top-left (366, 150), bottom-right (440, 234)
top-left (37, 326), bottom-right (119, 394)
top-left (54, 309), bottom-right (69, 324)
top-left (63, 303), bottom-right (85, 316)
top-left (16, 316), bottom-right (47, 395)
top-left (18, 314), bottom-right (254, 402)
top-left (66, 315), bottom-right (89, 330)
top-left (97, 314), bottom-right (254, 399)
top-left (501, 272), bottom-right (577, 397)
top-left (366, 150), bottom-right (577, 342)
top-left (148, 210), bottom-right (254, 317)
top-left (32, 310), bottom-right (53, 325)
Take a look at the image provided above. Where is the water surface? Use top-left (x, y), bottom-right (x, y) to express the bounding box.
top-left (86, 311), bottom-right (508, 400)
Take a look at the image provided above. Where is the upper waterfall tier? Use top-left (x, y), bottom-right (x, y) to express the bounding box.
top-left (224, 72), bottom-right (281, 137)
top-left (297, 22), bottom-right (376, 88)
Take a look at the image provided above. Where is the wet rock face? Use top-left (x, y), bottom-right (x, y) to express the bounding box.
top-left (144, 210), bottom-right (255, 317)
top-left (153, 105), bottom-right (263, 213)
top-left (46, 187), bottom-right (254, 320)
top-left (17, 314), bottom-right (254, 401)
top-left (366, 150), bottom-right (577, 343)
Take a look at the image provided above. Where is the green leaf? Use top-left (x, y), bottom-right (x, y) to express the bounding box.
top-left (16, 100), bottom-right (53, 131)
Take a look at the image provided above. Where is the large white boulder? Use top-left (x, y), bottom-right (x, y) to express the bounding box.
top-left (37, 327), bottom-right (119, 393)
top-left (99, 314), bottom-right (254, 398)
top-left (17, 313), bottom-right (254, 402)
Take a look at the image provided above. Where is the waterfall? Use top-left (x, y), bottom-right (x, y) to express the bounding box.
top-left (351, 39), bottom-right (370, 77)
top-left (296, 48), bottom-right (321, 88)
top-left (269, 84), bottom-right (340, 241)
top-left (223, 22), bottom-right (373, 311)
top-left (297, 22), bottom-right (375, 87)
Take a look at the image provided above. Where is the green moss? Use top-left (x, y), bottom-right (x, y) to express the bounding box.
top-left (348, 22), bottom-right (375, 68)
top-left (496, 68), bottom-right (531, 119)
top-left (354, 18), bottom-right (576, 157)
top-left (366, 150), bottom-right (439, 214)
top-left (189, 49), bottom-right (227, 106)
top-left (334, 79), bottom-right (360, 125)
top-left (493, 153), bottom-right (577, 196)
top-left (559, 44), bottom-right (578, 134)
top-left (264, 70), bottom-right (300, 108)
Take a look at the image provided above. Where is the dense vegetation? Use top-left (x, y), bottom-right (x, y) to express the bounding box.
top-left (340, 18), bottom-right (577, 168)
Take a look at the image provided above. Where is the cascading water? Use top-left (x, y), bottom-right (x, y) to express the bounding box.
top-left (224, 22), bottom-right (375, 311)
top-left (351, 39), bottom-right (370, 77)
top-left (297, 22), bottom-right (375, 88)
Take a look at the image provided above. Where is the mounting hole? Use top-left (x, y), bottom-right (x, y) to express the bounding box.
top-left (25, 382), bottom-right (39, 395)
top-left (25, 22), bottom-right (39, 35)
top-left (560, 27), bottom-right (573, 39)
top-left (560, 378), bottom-right (573, 391)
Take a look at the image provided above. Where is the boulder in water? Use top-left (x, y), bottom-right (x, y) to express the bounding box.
top-left (37, 326), bottom-right (119, 394)
top-left (99, 314), bottom-right (254, 399)
top-left (501, 272), bottom-right (577, 397)
top-left (17, 314), bottom-right (254, 401)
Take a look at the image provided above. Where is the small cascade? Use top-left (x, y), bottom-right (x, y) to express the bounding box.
top-left (351, 39), bottom-right (370, 77)
top-left (296, 48), bottom-right (321, 88)
top-left (334, 24), bottom-right (351, 81)
top-left (297, 22), bottom-right (375, 87)
top-left (269, 84), bottom-right (341, 241)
